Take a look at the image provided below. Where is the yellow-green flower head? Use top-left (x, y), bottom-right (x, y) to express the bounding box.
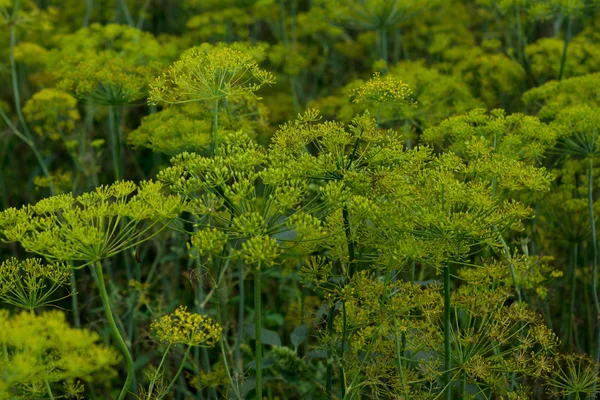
top-left (325, 0), bottom-right (438, 30)
top-left (148, 42), bottom-right (275, 105)
top-left (151, 306), bottom-right (222, 347)
top-left (241, 235), bottom-right (281, 269)
top-left (0, 0), bottom-right (40, 28)
top-left (350, 72), bottom-right (415, 106)
top-left (52, 23), bottom-right (165, 105)
top-left (0, 309), bottom-right (119, 397)
top-left (551, 105), bottom-right (600, 158)
top-left (0, 180), bottom-right (187, 266)
top-left (526, 37), bottom-right (600, 83)
top-left (523, 73), bottom-right (600, 120)
top-left (22, 88), bottom-right (80, 140)
top-left (128, 104), bottom-right (212, 155)
top-left (0, 257), bottom-right (70, 310)
top-left (525, 0), bottom-right (588, 19)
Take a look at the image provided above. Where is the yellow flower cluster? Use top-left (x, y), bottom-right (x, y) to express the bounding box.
top-left (22, 88), bottom-right (80, 140)
top-left (149, 42), bottom-right (275, 105)
top-left (151, 306), bottom-right (222, 347)
top-left (350, 72), bottom-right (414, 106)
top-left (0, 309), bottom-right (119, 398)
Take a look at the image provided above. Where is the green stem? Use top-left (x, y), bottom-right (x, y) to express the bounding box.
top-left (558, 15), bottom-right (573, 81)
top-left (83, 0), bottom-right (93, 26)
top-left (119, 0), bottom-right (135, 27)
top-left (94, 260), bottom-right (134, 400)
top-left (147, 344), bottom-right (172, 400)
top-left (236, 258), bottom-right (245, 372)
top-left (443, 263), bottom-right (451, 400)
top-left (255, 265), bottom-right (263, 400)
top-left (70, 265), bottom-right (81, 328)
top-left (325, 304), bottom-right (335, 400)
top-left (45, 378), bottom-right (54, 400)
top-left (567, 242), bottom-right (578, 352)
top-left (342, 206), bottom-right (356, 278)
top-left (159, 345), bottom-right (192, 399)
top-left (588, 158), bottom-right (600, 399)
top-left (213, 99), bottom-right (220, 155)
top-left (393, 317), bottom-right (408, 398)
top-left (108, 106), bottom-right (123, 181)
top-left (7, 24), bottom-right (54, 194)
top-left (220, 334), bottom-right (242, 400)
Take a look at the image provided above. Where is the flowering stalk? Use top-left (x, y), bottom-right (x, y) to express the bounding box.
top-left (255, 263), bottom-right (263, 399)
top-left (558, 15), bottom-right (573, 81)
top-left (108, 106), bottom-right (123, 181)
top-left (159, 345), bottom-right (193, 399)
top-left (146, 343), bottom-right (172, 400)
top-left (94, 260), bottom-right (134, 400)
top-left (443, 262), bottom-right (452, 400)
top-left (588, 157), bottom-right (600, 398)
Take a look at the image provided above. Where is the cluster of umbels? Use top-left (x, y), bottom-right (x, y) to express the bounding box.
top-left (0, 310), bottom-right (120, 399)
top-left (0, 180), bottom-right (186, 266)
top-left (52, 23), bottom-right (167, 105)
top-left (1, 9), bottom-right (600, 399)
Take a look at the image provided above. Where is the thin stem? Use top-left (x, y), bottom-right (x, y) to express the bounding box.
top-left (147, 344), bottom-right (172, 400)
top-left (443, 262), bottom-right (452, 400)
top-left (7, 23), bottom-right (54, 194)
top-left (567, 242), bottom-right (578, 352)
top-left (255, 265), bottom-right (263, 400)
top-left (83, 0), bottom-right (93, 26)
top-left (342, 205), bottom-right (356, 278)
top-left (393, 317), bottom-right (409, 398)
top-left (236, 258), bottom-right (245, 372)
top-left (108, 106), bottom-right (123, 181)
top-left (159, 345), bottom-right (192, 399)
top-left (119, 0), bottom-right (135, 27)
top-left (213, 99), bottom-right (220, 155)
top-left (558, 15), bottom-right (573, 81)
top-left (326, 304), bottom-right (335, 400)
top-left (588, 157), bottom-right (600, 399)
top-left (70, 265), bottom-right (81, 328)
top-left (45, 379), bottom-right (54, 400)
top-left (94, 260), bottom-right (134, 400)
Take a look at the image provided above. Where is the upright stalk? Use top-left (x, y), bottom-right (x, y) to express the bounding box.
top-left (213, 99), bottom-right (220, 155)
top-left (108, 106), bottom-right (123, 181)
top-left (588, 158), bottom-right (600, 399)
top-left (567, 242), bottom-right (579, 352)
top-left (558, 15), bottom-right (573, 81)
top-left (159, 345), bottom-right (192, 399)
top-left (255, 265), bottom-right (263, 400)
top-left (8, 23), bottom-right (54, 194)
top-left (443, 263), bottom-right (452, 400)
top-left (94, 260), bottom-right (134, 400)
top-left (236, 258), bottom-right (245, 372)
top-left (147, 344), bottom-right (172, 399)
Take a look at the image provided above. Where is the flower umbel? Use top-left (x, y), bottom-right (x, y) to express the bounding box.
top-left (151, 306), bottom-right (222, 347)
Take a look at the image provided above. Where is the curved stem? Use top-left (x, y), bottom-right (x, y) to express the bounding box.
top-left (254, 265), bottom-right (263, 400)
top-left (94, 260), bottom-right (134, 400)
